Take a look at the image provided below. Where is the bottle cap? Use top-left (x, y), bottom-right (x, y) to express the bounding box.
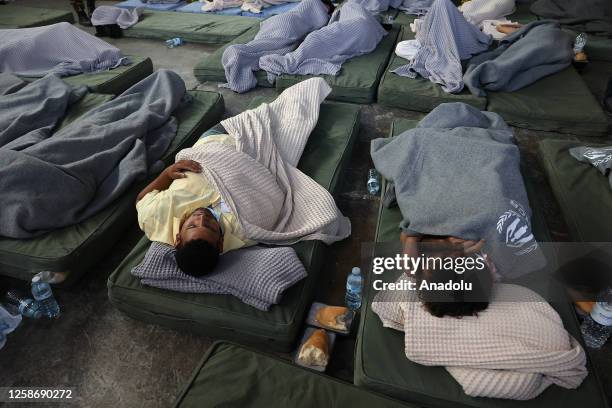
top-left (352, 267), bottom-right (361, 275)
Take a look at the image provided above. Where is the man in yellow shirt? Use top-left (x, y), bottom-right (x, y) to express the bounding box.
top-left (136, 131), bottom-right (254, 277)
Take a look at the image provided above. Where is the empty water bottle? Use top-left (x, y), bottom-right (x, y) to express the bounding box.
top-left (580, 288), bottom-right (612, 349)
top-left (367, 169), bottom-right (381, 196)
top-left (346, 267), bottom-right (363, 310)
top-left (166, 38), bottom-right (184, 48)
top-left (5, 291), bottom-right (43, 319)
top-left (31, 272), bottom-right (61, 319)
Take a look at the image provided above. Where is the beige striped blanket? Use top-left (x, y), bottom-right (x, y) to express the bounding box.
top-left (372, 281), bottom-right (588, 400)
top-left (176, 78), bottom-right (351, 245)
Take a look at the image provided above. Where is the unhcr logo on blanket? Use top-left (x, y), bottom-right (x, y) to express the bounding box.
top-left (497, 200), bottom-right (538, 256)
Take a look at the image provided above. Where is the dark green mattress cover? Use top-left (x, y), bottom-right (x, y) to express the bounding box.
top-left (173, 341), bottom-right (413, 408)
top-left (0, 91), bottom-right (224, 285)
top-left (538, 139), bottom-right (612, 242)
top-left (193, 26), bottom-right (271, 87)
top-left (23, 57), bottom-right (154, 95)
top-left (123, 11), bottom-right (259, 44)
top-left (378, 26), bottom-right (487, 112)
top-left (61, 56), bottom-right (154, 95)
top-left (353, 120), bottom-right (609, 408)
top-left (486, 66), bottom-right (610, 136)
top-left (275, 26), bottom-right (400, 104)
top-left (107, 99), bottom-right (360, 351)
top-left (0, 5), bottom-right (74, 28)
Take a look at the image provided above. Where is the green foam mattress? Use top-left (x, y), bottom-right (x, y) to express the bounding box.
top-left (123, 11), bottom-right (259, 44)
top-left (107, 98), bottom-right (360, 351)
top-left (0, 90), bottom-right (225, 286)
top-left (173, 341), bottom-right (414, 408)
top-left (0, 5), bottom-right (74, 28)
top-left (274, 26), bottom-right (400, 104)
top-left (538, 139), bottom-right (612, 242)
top-left (378, 26), bottom-right (487, 112)
top-left (22, 56), bottom-right (153, 95)
top-left (353, 119), bottom-right (610, 408)
top-left (195, 25), bottom-right (399, 104)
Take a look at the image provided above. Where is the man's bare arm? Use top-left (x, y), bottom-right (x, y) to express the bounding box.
top-left (136, 160), bottom-right (202, 202)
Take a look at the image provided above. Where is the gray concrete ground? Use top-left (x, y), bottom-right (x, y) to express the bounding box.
top-left (0, 1), bottom-right (611, 407)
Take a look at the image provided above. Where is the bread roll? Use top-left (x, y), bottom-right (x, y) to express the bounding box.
top-left (315, 306), bottom-right (350, 331)
top-left (298, 329), bottom-right (329, 367)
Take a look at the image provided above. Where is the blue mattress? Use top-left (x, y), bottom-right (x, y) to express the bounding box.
top-left (241, 2), bottom-right (299, 17)
top-left (176, 1), bottom-right (242, 15)
top-left (116, 0), bottom-right (186, 11)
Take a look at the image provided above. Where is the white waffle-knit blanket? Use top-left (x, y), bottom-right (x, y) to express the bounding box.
top-left (176, 78), bottom-right (351, 245)
top-left (372, 282), bottom-right (588, 400)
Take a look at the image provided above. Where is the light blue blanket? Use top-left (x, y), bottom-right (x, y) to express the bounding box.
top-left (221, 0), bottom-right (330, 93)
top-left (259, 2), bottom-right (386, 78)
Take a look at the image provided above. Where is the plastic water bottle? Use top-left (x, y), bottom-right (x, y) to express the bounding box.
top-left (165, 38), bottom-right (184, 48)
top-left (367, 169), bottom-right (381, 196)
top-left (580, 288), bottom-right (612, 349)
top-left (5, 291), bottom-right (43, 319)
top-left (345, 267), bottom-right (363, 310)
top-left (31, 273), bottom-right (61, 319)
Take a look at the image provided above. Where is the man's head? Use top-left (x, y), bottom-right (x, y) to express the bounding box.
top-left (175, 208), bottom-right (223, 277)
top-left (415, 241), bottom-right (493, 318)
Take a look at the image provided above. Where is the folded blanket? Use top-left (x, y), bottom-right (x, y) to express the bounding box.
top-left (371, 103), bottom-right (546, 277)
top-left (176, 78), bottom-right (351, 245)
top-left (200, 0), bottom-right (242, 11)
top-left (398, 0), bottom-right (433, 15)
top-left (459, 0), bottom-right (515, 27)
top-left (222, 0), bottom-right (330, 93)
top-left (0, 23), bottom-right (129, 78)
top-left (0, 70), bottom-right (184, 238)
top-left (372, 281), bottom-right (587, 400)
top-left (259, 2), bottom-right (386, 78)
top-left (91, 5), bottom-right (144, 29)
top-left (392, 0), bottom-right (491, 93)
top-left (531, 0), bottom-right (612, 36)
top-left (569, 146), bottom-right (612, 189)
top-left (463, 21), bottom-right (572, 97)
top-left (132, 242), bottom-right (307, 310)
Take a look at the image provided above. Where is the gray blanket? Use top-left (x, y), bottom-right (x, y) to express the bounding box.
top-left (0, 70), bottom-right (185, 238)
top-left (91, 5), bottom-right (143, 29)
top-left (0, 23), bottom-right (129, 78)
top-left (0, 74), bottom-right (26, 96)
top-left (398, 0), bottom-right (433, 15)
top-left (392, 0), bottom-right (492, 93)
top-left (464, 21), bottom-right (572, 97)
top-left (259, 2), bottom-right (387, 78)
top-left (221, 0), bottom-right (329, 93)
top-left (531, 0), bottom-right (612, 36)
top-left (371, 103), bottom-right (546, 278)
top-left (132, 243), bottom-right (307, 310)
top-left (569, 146), bottom-right (612, 189)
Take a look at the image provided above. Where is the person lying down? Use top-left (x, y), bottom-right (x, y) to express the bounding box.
top-left (136, 77), bottom-right (351, 277)
top-left (372, 240), bottom-right (588, 400)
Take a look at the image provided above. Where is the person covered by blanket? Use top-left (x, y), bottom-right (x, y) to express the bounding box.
top-left (136, 131), bottom-right (254, 278)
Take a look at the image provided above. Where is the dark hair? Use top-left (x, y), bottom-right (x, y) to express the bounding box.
top-left (415, 242), bottom-right (493, 318)
top-left (175, 239), bottom-right (220, 277)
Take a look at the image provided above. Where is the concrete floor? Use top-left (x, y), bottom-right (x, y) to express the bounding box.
top-left (0, 1), bottom-right (611, 407)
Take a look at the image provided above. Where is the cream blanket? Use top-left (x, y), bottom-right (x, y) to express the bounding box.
top-left (176, 78), bottom-right (351, 245)
top-left (372, 280), bottom-right (587, 400)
